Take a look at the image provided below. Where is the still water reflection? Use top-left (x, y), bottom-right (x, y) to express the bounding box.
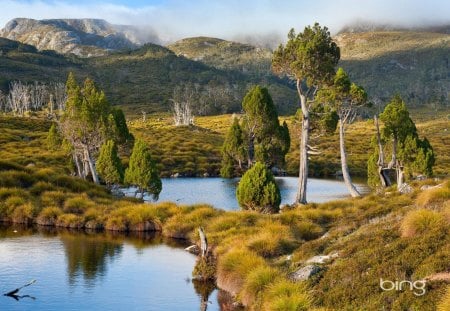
top-left (0, 225), bottom-right (231, 311)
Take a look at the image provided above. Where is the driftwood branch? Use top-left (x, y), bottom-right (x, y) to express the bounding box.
top-left (4, 279), bottom-right (36, 297)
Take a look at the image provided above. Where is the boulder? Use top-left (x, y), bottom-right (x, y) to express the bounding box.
top-left (129, 220), bottom-right (162, 232)
top-left (289, 264), bottom-right (322, 281)
top-left (398, 183), bottom-right (413, 194)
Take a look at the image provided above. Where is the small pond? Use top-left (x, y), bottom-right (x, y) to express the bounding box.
top-left (124, 177), bottom-right (369, 209)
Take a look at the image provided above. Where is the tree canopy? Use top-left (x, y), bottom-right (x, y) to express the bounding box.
top-left (97, 140), bottom-right (124, 186)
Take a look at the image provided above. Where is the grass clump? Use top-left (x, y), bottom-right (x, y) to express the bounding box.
top-left (56, 213), bottom-right (84, 229)
top-left (437, 286), bottom-right (450, 311)
top-left (240, 265), bottom-right (279, 307)
top-left (63, 195), bottom-right (95, 214)
top-left (400, 209), bottom-right (447, 238)
top-left (246, 222), bottom-right (298, 257)
top-left (262, 279), bottom-right (312, 311)
top-left (37, 206), bottom-right (62, 226)
top-left (216, 248), bottom-right (265, 296)
top-left (416, 181), bottom-right (450, 207)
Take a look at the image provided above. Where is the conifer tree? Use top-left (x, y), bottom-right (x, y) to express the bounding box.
top-left (220, 117), bottom-right (245, 177)
top-left (125, 139), bottom-right (162, 200)
top-left (272, 23), bottom-right (340, 204)
top-left (46, 123), bottom-right (61, 151)
top-left (97, 140), bottom-right (124, 186)
top-left (236, 162), bottom-right (281, 213)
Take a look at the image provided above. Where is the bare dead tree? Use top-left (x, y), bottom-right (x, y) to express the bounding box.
top-left (171, 85), bottom-right (196, 126)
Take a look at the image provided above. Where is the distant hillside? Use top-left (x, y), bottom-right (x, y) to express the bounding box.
top-left (0, 37), bottom-right (298, 114)
top-left (0, 18), bottom-right (148, 57)
top-left (168, 36), bottom-right (273, 75)
top-left (337, 30), bottom-right (450, 107)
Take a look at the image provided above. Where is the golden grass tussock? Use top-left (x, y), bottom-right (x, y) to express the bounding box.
top-left (56, 213), bottom-right (85, 229)
top-left (163, 205), bottom-right (220, 239)
top-left (261, 279), bottom-right (312, 311)
top-left (437, 286), bottom-right (450, 311)
top-left (216, 248), bottom-right (266, 296)
top-left (37, 206), bottom-right (62, 226)
top-left (400, 209), bottom-right (447, 238)
top-left (63, 195), bottom-right (95, 214)
top-left (246, 221), bottom-right (298, 257)
top-left (416, 181), bottom-right (450, 208)
top-left (240, 265), bottom-right (280, 307)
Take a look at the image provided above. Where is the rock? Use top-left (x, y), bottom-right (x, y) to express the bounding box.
top-left (415, 175), bottom-right (427, 181)
top-left (203, 172), bottom-right (210, 177)
top-left (85, 220), bottom-right (103, 230)
top-left (289, 264), bottom-right (322, 281)
top-left (26, 162), bottom-right (36, 168)
top-left (398, 183), bottom-right (413, 194)
top-left (305, 252), bottom-right (339, 264)
top-left (185, 244), bottom-right (200, 255)
top-left (171, 172), bottom-right (180, 178)
top-left (420, 184), bottom-right (443, 191)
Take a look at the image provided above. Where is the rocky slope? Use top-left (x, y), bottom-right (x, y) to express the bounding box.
top-left (0, 18), bottom-right (147, 57)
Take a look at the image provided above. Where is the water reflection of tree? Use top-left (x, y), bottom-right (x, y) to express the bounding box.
top-left (193, 279), bottom-right (215, 311)
top-left (60, 231), bottom-right (123, 286)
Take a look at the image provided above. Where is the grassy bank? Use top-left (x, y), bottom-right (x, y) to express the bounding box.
top-left (1, 115), bottom-right (449, 310)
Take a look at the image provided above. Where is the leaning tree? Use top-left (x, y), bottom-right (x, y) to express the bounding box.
top-left (317, 68), bottom-right (368, 197)
top-left (272, 23), bottom-right (340, 204)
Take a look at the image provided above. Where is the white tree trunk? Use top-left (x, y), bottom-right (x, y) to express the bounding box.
top-left (339, 119), bottom-right (361, 197)
top-left (296, 79), bottom-right (309, 204)
top-left (84, 147), bottom-right (99, 184)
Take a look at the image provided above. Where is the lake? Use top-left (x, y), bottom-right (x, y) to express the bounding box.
top-left (124, 177), bottom-right (369, 209)
top-left (0, 226), bottom-right (230, 311)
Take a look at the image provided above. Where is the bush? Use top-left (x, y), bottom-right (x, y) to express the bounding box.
top-left (262, 279), bottom-right (312, 311)
top-left (400, 209), bottom-right (447, 238)
top-left (236, 162), bottom-right (281, 213)
top-left (246, 222), bottom-right (297, 257)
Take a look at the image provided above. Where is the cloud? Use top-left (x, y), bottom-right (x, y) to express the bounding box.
top-left (0, 0), bottom-right (449, 46)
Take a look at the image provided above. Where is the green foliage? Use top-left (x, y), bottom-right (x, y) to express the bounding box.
top-left (124, 139), bottom-right (162, 200)
top-left (97, 140), bottom-right (124, 185)
top-left (220, 117), bottom-right (245, 177)
top-left (236, 162), bottom-right (281, 213)
top-left (242, 85), bottom-right (290, 168)
top-left (46, 123), bottom-right (61, 150)
top-left (111, 108), bottom-right (134, 146)
top-left (272, 23), bottom-right (340, 88)
top-left (380, 95), bottom-right (417, 142)
top-left (262, 279), bottom-right (312, 311)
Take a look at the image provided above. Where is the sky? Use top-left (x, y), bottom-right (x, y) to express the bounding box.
top-left (0, 0), bottom-right (449, 45)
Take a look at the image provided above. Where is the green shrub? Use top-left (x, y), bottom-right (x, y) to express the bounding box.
top-left (236, 162), bottom-right (281, 213)
top-left (30, 181), bottom-right (55, 195)
top-left (401, 209), bottom-right (447, 238)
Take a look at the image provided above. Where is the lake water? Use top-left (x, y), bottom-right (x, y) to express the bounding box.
top-left (0, 226), bottom-right (228, 311)
top-left (125, 177), bottom-right (369, 209)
